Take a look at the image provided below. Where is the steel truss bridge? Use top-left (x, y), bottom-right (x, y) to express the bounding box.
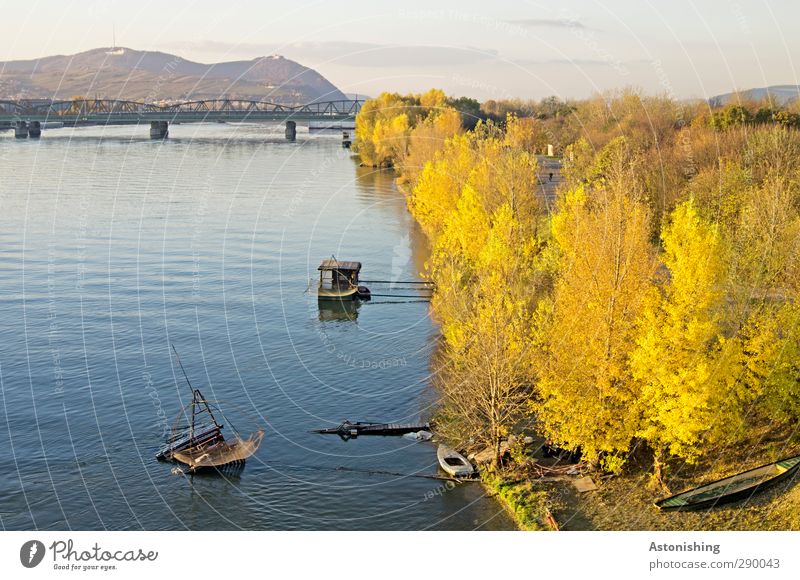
top-left (0, 98), bottom-right (364, 127)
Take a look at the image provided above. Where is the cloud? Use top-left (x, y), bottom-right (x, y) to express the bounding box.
top-left (163, 40), bottom-right (500, 68)
top-left (322, 45), bottom-right (500, 68)
top-left (514, 57), bottom-right (625, 67)
top-left (507, 18), bottom-right (599, 31)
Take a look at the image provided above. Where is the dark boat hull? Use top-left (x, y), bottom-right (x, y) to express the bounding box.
top-left (313, 421), bottom-right (431, 439)
top-left (656, 454), bottom-right (800, 511)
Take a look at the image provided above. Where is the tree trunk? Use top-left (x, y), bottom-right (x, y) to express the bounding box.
top-left (652, 449), bottom-right (670, 493)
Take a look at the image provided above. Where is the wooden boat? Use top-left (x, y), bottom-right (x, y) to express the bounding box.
top-left (156, 346), bottom-right (264, 474)
top-left (656, 454), bottom-right (800, 511)
top-left (172, 430), bottom-right (264, 474)
top-left (437, 444), bottom-right (475, 478)
top-left (317, 259), bottom-right (370, 301)
top-left (313, 420), bottom-right (431, 440)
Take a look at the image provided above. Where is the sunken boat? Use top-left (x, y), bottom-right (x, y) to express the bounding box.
top-left (655, 454), bottom-right (800, 511)
top-left (156, 346), bottom-right (264, 474)
top-left (312, 420), bottom-right (431, 440)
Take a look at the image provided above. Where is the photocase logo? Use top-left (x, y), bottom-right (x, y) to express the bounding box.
top-left (20, 540), bottom-right (46, 568)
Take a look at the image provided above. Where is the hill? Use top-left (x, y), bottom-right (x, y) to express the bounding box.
top-left (710, 85), bottom-right (800, 107)
top-left (0, 47), bottom-right (345, 104)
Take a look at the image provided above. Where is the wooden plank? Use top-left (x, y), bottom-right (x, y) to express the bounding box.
top-left (573, 475), bottom-right (598, 493)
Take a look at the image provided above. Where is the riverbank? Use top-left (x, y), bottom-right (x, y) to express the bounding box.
top-left (482, 458), bottom-right (800, 532)
top-left (481, 472), bottom-right (552, 531)
top-left (354, 90), bottom-right (800, 532)
top-left (490, 422), bottom-right (800, 531)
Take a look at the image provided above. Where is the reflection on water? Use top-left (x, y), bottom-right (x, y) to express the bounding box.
top-left (0, 123), bottom-right (515, 531)
top-left (354, 165), bottom-right (431, 283)
top-left (318, 299), bottom-right (361, 322)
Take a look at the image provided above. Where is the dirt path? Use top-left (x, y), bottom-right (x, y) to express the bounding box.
top-left (536, 156), bottom-right (562, 212)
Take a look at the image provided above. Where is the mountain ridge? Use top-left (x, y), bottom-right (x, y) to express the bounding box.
top-left (710, 85), bottom-right (800, 107)
top-left (0, 47), bottom-right (346, 104)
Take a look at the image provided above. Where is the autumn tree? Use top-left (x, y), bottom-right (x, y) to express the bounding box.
top-left (407, 132), bottom-right (482, 238)
top-left (435, 214), bottom-right (541, 465)
top-left (630, 200), bottom-right (729, 486)
top-left (399, 107), bottom-right (463, 186)
top-left (354, 89), bottom-right (470, 169)
top-left (738, 303), bottom-right (800, 422)
top-left (410, 117), bottom-right (545, 463)
top-left (354, 93), bottom-right (416, 166)
top-left (535, 157), bottom-right (656, 470)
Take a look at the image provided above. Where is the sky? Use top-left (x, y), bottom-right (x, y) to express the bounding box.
top-left (1, 0), bottom-right (798, 100)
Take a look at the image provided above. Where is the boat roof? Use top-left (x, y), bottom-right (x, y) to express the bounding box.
top-left (318, 259), bottom-right (361, 272)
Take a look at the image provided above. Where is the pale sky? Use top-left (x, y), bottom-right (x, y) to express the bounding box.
top-left (1, 0), bottom-right (798, 100)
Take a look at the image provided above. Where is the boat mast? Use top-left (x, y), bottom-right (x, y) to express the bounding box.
top-left (171, 344), bottom-right (220, 438)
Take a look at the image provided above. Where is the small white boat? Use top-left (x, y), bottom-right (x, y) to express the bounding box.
top-left (437, 444), bottom-right (475, 478)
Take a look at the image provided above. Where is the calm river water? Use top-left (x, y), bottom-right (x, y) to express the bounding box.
top-left (0, 123), bottom-right (515, 530)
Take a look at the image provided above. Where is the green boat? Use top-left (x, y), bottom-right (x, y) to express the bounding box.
top-left (656, 454), bottom-right (800, 511)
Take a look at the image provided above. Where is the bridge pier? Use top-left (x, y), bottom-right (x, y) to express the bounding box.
top-left (14, 121), bottom-right (28, 139)
top-left (149, 121), bottom-right (169, 139)
top-left (285, 121), bottom-right (296, 141)
top-left (28, 121), bottom-right (41, 139)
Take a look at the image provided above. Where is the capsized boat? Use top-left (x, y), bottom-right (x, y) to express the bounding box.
top-left (655, 454), bottom-right (800, 511)
top-left (437, 444), bottom-right (475, 478)
top-left (156, 346), bottom-right (264, 474)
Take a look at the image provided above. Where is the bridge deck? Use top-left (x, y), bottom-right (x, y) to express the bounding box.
top-left (0, 98), bottom-right (363, 125)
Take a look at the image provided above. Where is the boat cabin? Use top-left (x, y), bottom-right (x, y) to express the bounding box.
top-left (318, 259), bottom-right (362, 300)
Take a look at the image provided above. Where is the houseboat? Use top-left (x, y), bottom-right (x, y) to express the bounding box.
top-left (317, 259), bottom-right (371, 301)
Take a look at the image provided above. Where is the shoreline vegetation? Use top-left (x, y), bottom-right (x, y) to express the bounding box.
top-left (354, 89), bottom-right (800, 530)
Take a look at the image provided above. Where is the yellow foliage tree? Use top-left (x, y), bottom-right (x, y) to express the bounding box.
top-left (738, 303), bottom-right (800, 422)
top-left (400, 108), bottom-right (463, 186)
top-left (407, 133), bottom-right (481, 238)
top-left (371, 113), bottom-right (410, 168)
top-left (630, 200), bottom-right (728, 485)
top-left (354, 90), bottom-right (465, 168)
top-left (536, 180), bottom-right (656, 469)
top-left (419, 88), bottom-right (448, 110)
top-left (504, 114), bottom-right (544, 153)
top-left (435, 202), bottom-right (543, 464)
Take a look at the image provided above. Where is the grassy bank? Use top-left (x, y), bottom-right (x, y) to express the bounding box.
top-left (527, 423), bottom-right (800, 530)
top-left (481, 472), bottom-right (553, 531)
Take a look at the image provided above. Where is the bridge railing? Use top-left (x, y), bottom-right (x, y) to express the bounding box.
top-left (2, 98), bottom-right (364, 118)
top-left (0, 100), bottom-right (25, 115)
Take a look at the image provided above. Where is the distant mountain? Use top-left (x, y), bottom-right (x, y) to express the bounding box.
top-left (710, 85), bottom-right (800, 107)
top-left (0, 48), bottom-right (345, 104)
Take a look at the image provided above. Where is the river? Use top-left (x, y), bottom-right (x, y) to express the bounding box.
top-left (0, 123), bottom-right (515, 530)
